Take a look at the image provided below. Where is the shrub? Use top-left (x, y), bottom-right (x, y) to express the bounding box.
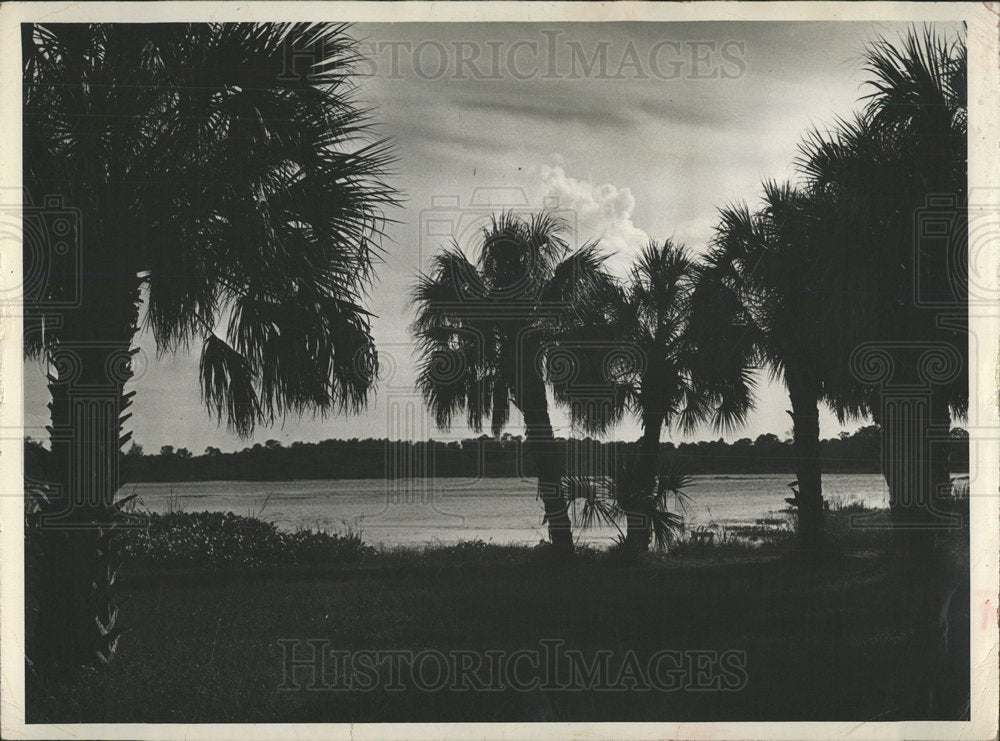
top-left (120, 510), bottom-right (375, 568)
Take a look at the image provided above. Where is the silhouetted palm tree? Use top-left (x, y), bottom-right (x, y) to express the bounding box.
top-left (410, 212), bottom-right (613, 551)
top-left (689, 182), bottom-right (851, 552)
top-left (794, 29), bottom-right (968, 714)
top-left (558, 241), bottom-right (710, 551)
top-left (24, 23), bottom-right (396, 670)
top-left (795, 27), bottom-right (967, 550)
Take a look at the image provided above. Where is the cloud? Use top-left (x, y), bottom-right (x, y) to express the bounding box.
top-left (458, 94), bottom-right (636, 130)
top-left (536, 164), bottom-right (650, 275)
top-left (632, 93), bottom-right (737, 129)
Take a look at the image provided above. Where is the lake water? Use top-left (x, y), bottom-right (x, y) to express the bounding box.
top-left (124, 473), bottom-right (898, 547)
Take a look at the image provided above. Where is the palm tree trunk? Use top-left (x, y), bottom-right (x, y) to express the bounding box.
top-left (786, 370), bottom-right (824, 554)
top-left (624, 411), bottom-right (664, 552)
top-left (515, 352), bottom-right (572, 551)
top-left (29, 282), bottom-right (141, 672)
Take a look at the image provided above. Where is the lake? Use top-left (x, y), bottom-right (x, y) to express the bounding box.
top-left (124, 473), bottom-right (902, 547)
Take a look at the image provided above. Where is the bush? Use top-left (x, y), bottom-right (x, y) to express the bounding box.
top-left (120, 510), bottom-right (376, 568)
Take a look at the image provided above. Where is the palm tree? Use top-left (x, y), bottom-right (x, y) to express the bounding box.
top-left (689, 182), bottom-right (851, 552)
top-left (24, 23), bottom-right (396, 670)
top-left (793, 29), bottom-right (968, 714)
top-left (410, 211), bottom-right (613, 551)
top-left (795, 27), bottom-right (967, 550)
top-left (556, 240), bottom-right (710, 551)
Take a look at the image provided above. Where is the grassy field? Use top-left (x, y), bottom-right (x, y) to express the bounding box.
top-left (27, 509), bottom-right (970, 723)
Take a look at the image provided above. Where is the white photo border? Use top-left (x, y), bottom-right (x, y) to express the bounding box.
top-left (1, 3), bottom-right (997, 740)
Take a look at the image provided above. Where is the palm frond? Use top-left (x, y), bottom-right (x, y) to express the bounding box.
top-left (565, 476), bottom-right (622, 534)
top-left (863, 26), bottom-right (966, 137)
top-left (413, 324), bottom-right (493, 433)
top-left (649, 508), bottom-right (686, 552)
top-left (409, 247), bottom-right (489, 330)
top-left (656, 458), bottom-right (695, 511)
top-left (199, 333), bottom-right (262, 436)
top-left (411, 248), bottom-right (496, 432)
top-left (489, 377), bottom-right (511, 438)
top-left (542, 245), bottom-right (628, 434)
top-left (479, 211), bottom-right (563, 299)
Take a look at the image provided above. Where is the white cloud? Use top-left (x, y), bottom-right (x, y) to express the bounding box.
top-left (536, 164), bottom-right (650, 276)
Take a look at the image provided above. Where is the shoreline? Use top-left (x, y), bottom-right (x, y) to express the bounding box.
top-left (118, 473), bottom-right (928, 547)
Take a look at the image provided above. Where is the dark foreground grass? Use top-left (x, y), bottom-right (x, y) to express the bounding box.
top-left (27, 509), bottom-right (969, 723)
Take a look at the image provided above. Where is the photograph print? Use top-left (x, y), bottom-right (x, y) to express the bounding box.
top-left (2, 3), bottom-right (998, 740)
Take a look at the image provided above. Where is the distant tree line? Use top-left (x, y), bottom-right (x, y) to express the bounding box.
top-left (23, 426), bottom-right (970, 484)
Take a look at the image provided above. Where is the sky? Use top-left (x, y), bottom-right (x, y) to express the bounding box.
top-left (23, 21), bottom-right (955, 454)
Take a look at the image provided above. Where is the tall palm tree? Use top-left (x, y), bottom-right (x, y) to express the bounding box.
top-left (795, 27), bottom-right (967, 549)
top-left (556, 240), bottom-right (711, 551)
top-left (794, 29), bottom-right (968, 715)
top-left (689, 182), bottom-right (853, 552)
top-left (23, 23), bottom-right (396, 670)
top-left (410, 212), bottom-right (613, 551)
